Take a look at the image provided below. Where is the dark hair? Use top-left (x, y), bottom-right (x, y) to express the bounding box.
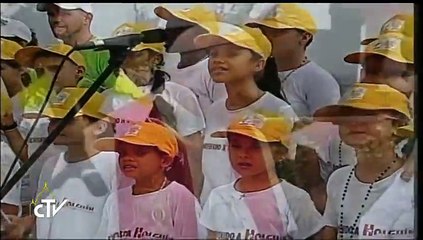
top-left (253, 53), bottom-right (289, 103)
top-left (27, 29), bottom-right (39, 46)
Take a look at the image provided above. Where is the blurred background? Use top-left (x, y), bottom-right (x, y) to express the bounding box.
top-left (1, 3), bottom-right (414, 93)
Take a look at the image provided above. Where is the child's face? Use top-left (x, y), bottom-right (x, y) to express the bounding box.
top-left (33, 55), bottom-right (82, 91)
top-left (338, 110), bottom-right (397, 149)
top-left (48, 116), bottom-right (98, 146)
top-left (208, 44), bottom-right (264, 84)
top-left (122, 50), bottom-right (159, 86)
top-left (116, 143), bottom-right (168, 179)
top-left (228, 133), bottom-right (276, 178)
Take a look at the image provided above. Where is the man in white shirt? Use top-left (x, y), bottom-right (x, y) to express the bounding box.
top-left (154, 5), bottom-right (227, 114)
top-left (246, 3), bottom-right (340, 118)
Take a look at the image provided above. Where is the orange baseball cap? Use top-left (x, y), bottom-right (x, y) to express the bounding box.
top-left (212, 113), bottom-right (293, 147)
top-left (94, 119), bottom-right (179, 158)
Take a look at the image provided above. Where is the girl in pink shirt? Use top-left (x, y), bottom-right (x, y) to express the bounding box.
top-left (94, 119), bottom-right (204, 239)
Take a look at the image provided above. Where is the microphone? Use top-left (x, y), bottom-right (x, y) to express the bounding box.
top-left (73, 29), bottom-right (167, 50)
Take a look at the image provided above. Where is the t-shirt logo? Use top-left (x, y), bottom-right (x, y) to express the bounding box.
top-left (381, 18), bottom-right (405, 33)
top-left (51, 91), bottom-right (70, 106)
top-left (125, 124), bottom-right (141, 137)
top-left (239, 114), bottom-right (265, 128)
top-left (373, 37), bottom-right (401, 51)
top-left (343, 87), bottom-right (367, 101)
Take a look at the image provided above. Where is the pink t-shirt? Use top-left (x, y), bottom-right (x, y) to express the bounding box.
top-left (96, 181), bottom-right (205, 239)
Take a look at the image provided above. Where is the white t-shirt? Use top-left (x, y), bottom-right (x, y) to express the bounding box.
top-left (96, 181), bottom-right (205, 239)
top-left (200, 92), bottom-right (297, 204)
top-left (200, 180), bottom-right (323, 239)
top-left (1, 141), bottom-right (21, 210)
top-left (164, 58), bottom-right (227, 114)
top-left (278, 61), bottom-right (340, 117)
top-left (7, 93), bottom-right (67, 204)
top-left (102, 82), bottom-right (205, 137)
top-left (36, 151), bottom-right (119, 239)
top-left (323, 165), bottom-right (400, 239)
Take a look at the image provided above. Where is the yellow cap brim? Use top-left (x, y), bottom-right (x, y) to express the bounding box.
top-left (314, 104), bottom-right (410, 123)
top-left (15, 46), bottom-right (76, 68)
top-left (154, 6), bottom-right (212, 32)
top-left (155, 6), bottom-right (196, 26)
top-left (360, 38), bottom-right (377, 45)
top-left (246, 19), bottom-right (316, 35)
top-left (94, 137), bottom-right (156, 152)
top-left (344, 51), bottom-right (411, 64)
top-left (211, 129), bottom-right (289, 147)
top-left (195, 34), bottom-right (265, 58)
top-left (42, 107), bottom-right (112, 122)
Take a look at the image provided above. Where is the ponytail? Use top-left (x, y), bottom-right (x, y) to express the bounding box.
top-left (151, 69), bottom-right (170, 94)
top-left (255, 56), bottom-right (290, 103)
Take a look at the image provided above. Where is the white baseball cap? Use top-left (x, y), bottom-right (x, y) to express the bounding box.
top-left (36, 3), bottom-right (93, 14)
top-left (1, 17), bottom-right (32, 42)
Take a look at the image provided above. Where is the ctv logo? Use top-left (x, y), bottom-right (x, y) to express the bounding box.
top-left (30, 182), bottom-right (68, 218)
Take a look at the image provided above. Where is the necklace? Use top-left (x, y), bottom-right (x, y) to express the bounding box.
top-left (338, 140), bottom-right (343, 167)
top-left (280, 57), bottom-right (310, 103)
top-left (338, 159), bottom-right (397, 239)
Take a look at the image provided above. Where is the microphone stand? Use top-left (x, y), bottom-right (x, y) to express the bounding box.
top-left (0, 47), bottom-right (131, 200)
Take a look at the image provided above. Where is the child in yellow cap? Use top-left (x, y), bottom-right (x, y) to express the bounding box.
top-left (245, 3), bottom-right (340, 118)
top-left (154, 5), bottom-right (227, 114)
top-left (314, 83), bottom-right (414, 239)
top-left (200, 112), bottom-right (322, 239)
top-left (14, 43), bottom-right (89, 93)
top-left (2, 88), bottom-right (119, 239)
top-left (193, 22), bottom-right (297, 204)
top-left (94, 119), bottom-right (204, 239)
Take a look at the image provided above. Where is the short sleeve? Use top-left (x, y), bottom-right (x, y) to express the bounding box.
top-left (304, 71), bottom-right (340, 115)
top-left (287, 191), bottom-right (324, 239)
top-left (322, 174), bottom-right (340, 228)
top-left (173, 185), bottom-right (206, 239)
top-left (172, 86), bottom-right (206, 136)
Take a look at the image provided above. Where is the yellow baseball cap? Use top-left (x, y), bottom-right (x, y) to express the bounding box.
top-left (42, 87), bottom-right (110, 121)
top-left (1, 38), bottom-right (22, 61)
top-left (112, 22), bottom-right (165, 54)
top-left (14, 43), bottom-right (86, 68)
top-left (344, 33), bottom-right (413, 64)
top-left (212, 113), bottom-right (292, 147)
top-left (361, 14), bottom-right (414, 45)
top-left (94, 119), bottom-right (179, 158)
top-left (245, 3), bottom-right (317, 35)
top-left (154, 5), bottom-right (220, 33)
top-left (314, 83), bottom-right (411, 124)
top-left (194, 22), bottom-right (272, 59)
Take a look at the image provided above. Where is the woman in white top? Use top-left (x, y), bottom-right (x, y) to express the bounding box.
top-left (194, 22), bottom-right (297, 204)
top-left (201, 113), bottom-right (323, 239)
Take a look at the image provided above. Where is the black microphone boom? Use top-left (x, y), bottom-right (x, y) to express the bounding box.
top-left (73, 29), bottom-right (168, 50)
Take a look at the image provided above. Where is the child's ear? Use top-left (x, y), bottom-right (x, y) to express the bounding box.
top-left (255, 58), bottom-right (266, 73)
top-left (161, 155), bottom-right (174, 169)
top-left (75, 66), bottom-right (85, 79)
top-left (92, 120), bottom-right (108, 136)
